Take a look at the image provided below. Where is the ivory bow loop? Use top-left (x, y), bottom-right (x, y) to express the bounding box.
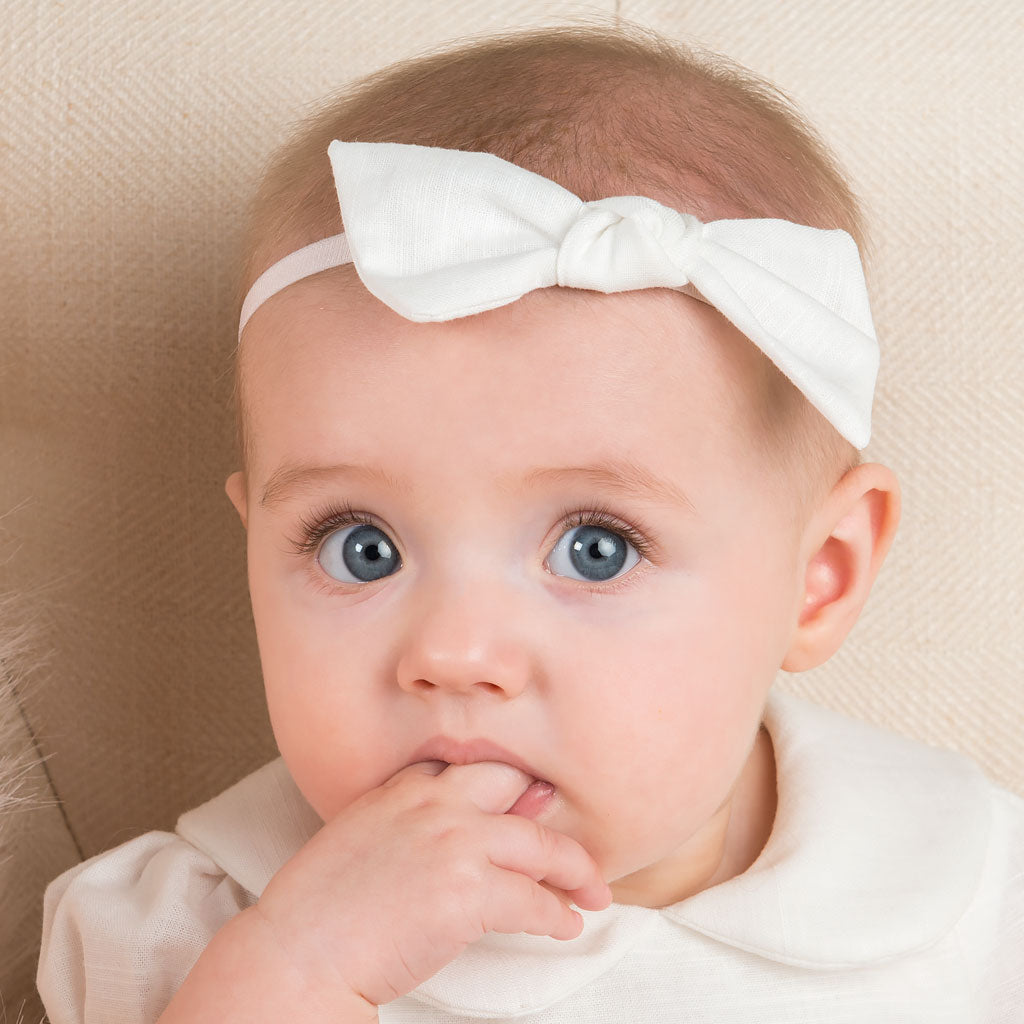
top-left (683, 219), bottom-right (879, 446)
top-left (328, 139), bottom-right (586, 321)
top-left (237, 139), bottom-right (880, 449)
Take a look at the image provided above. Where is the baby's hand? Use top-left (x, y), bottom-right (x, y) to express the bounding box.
top-left (250, 761), bottom-right (612, 1012)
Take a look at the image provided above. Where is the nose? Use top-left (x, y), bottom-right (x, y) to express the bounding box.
top-left (395, 578), bottom-right (532, 700)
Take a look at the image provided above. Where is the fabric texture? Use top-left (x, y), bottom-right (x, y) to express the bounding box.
top-left (36, 690), bottom-right (1024, 1022)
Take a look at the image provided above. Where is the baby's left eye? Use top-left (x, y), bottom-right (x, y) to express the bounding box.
top-left (546, 521), bottom-right (642, 584)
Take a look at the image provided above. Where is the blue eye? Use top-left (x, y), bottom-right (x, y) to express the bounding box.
top-left (547, 521), bottom-right (641, 583)
top-left (292, 502), bottom-right (650, 590)
top-left (318, 523), bottom-right (401, 583)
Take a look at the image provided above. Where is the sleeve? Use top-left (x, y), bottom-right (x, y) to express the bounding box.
top-left (37, 829), bottom-right (256, 1024)
top-left (979, 788), bottom-right (1024, 1022)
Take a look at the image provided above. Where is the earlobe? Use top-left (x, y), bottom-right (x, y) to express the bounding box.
top-left (781, 462), bottom-right (901, 672)
top-left (224, 471), bottom-right (249, 530)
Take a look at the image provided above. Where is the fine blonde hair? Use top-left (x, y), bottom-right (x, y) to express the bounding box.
top-left (0, 592), bottom-right (43, 832)
top-left (232, 15), bottom-right (871, 525)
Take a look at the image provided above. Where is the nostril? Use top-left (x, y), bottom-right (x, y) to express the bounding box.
top-left (405, 678), bottom-right (508, 695)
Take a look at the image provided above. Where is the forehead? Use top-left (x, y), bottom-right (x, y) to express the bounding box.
top-left (240, 269), bottom-right (766, 496)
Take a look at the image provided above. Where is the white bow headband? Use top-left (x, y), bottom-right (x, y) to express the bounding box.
top-left (238, 140), bottom-right (879, 449)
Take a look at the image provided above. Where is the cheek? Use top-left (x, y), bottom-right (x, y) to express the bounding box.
top-left (247, 536), bottom-right (394, 819)
top-left (554, 565), bottom-right (780, 796)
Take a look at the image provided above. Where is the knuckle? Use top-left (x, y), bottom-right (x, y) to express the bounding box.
top-left (446, 855), bottom-right (483, 892)
top-left (401, 792), bottom-right (447, 831)
top-left (532, 878), bottom-right (555, 918)
top-left (532, 819), bottom-right (561, 864)
top-left (432, 818), bottom-right (469, 851)
top-left (436, 833), bottom-right (486, 888)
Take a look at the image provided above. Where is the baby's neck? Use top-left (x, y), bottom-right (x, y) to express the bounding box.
top-left (705, 725), bottom-right (778, 890)
top-left (610, 724), bottom-right (778, 908)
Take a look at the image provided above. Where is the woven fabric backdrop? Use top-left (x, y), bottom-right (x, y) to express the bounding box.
top-left (2, 1), bottom-right (1023, 1018)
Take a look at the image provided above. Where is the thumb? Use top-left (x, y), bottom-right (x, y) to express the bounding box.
top-left (437, 760), bottom-right (538, 813)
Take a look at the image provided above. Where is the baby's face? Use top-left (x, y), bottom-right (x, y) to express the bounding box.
top-left (230, 272), bottom-right (806, 906)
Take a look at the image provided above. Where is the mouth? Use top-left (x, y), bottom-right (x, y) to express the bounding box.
top-left (408, 736), bottom-right (551, 788)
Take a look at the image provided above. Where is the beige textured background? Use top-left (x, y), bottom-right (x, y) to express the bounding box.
top-left (2, 1), bottom-right (1022, 1018)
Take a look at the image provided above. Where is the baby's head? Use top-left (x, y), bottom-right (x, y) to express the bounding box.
top-left (225, 19), bottom-right (900, 906)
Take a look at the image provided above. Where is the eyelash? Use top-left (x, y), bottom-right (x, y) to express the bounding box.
top-left (285, 500), bottom-right (655, 592)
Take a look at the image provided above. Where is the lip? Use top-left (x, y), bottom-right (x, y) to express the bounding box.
top-left (409, 736), bottom-right (548, 783)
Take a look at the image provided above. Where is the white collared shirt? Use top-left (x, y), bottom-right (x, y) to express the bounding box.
top-left (37, 689), bottom-right (1024, 1022)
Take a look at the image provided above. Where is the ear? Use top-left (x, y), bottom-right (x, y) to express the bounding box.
top-left (225, 471), bottom-right (248, 530)
top-left (781, 462), bottom-right (901, 672)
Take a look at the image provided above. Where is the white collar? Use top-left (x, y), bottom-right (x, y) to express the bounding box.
top-left (177, 688), bottom-right (991, 1014)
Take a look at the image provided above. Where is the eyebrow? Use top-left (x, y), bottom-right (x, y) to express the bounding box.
top-left (259, 457), bottom-right (698, 516)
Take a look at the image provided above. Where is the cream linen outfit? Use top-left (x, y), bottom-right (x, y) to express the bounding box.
top-left (37, 689), bottom-right (1024, 1022)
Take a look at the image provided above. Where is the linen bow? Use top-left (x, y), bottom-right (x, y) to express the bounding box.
top-left (238, 140), bottom-right (879, 448)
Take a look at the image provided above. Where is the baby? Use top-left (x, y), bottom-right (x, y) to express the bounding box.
top-left (36, 18), bottom-right (1024, 1023)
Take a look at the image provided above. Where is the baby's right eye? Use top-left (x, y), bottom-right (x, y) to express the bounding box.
top-left (318, 522), bottom-right (402, 584)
